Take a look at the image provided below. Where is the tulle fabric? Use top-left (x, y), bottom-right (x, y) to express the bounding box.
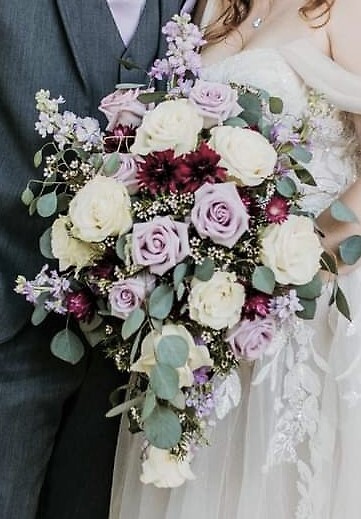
top-left (109, 40), bottom-right (361, 519)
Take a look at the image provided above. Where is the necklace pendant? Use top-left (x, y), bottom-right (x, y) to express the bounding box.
top-left (252, 17), bottom-right (262, 29)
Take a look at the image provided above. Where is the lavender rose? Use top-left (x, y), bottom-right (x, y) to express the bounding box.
top-left (226, 316), bottom-right (275, 361)
top-left (191, 182), bottom-right (249, 248)
top-left (132, 216), bottom-right (190, 275)
top-left (112, 153), bottom-right (140, 195)
top-left (109, 273), bottom-right (155, 319)
top-left (98, 88), bottom-right (148, 131)
top-left (189, 79), bottom-right (241, 129)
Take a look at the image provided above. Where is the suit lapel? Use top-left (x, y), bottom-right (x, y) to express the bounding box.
top-left (56, 0), bottom-right (125, 94)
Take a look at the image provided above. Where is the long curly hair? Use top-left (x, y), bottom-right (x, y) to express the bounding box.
top-left (204, 0), bottom-right (335, 43)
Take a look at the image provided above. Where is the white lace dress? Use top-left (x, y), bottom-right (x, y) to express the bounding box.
top-left (109, 39), bottom-right (361, 519)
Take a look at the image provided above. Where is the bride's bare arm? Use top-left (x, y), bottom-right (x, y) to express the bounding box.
top-left (316, 0), bottom-right (361, 273)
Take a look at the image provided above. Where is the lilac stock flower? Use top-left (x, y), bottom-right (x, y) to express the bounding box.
top-left (132, 216), bottom-right (190, 276)
top-left (191, 182), bottom-right (250, 248)
top-left (226, 316), bottom-right (276, 361)
top-left (270, 289), bottom-right (303, 321)
top-left (189, 80), bottom-right (241, 129)
top-left (109, 274), bottom-right (155, 320)
top-left (185, 385), bottom-right (215, 418)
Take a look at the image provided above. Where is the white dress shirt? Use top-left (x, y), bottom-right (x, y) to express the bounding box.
top-left (106, 0), bottom-right (147, 46)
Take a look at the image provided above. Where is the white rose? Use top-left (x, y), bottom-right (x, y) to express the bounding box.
top-left (208, 126), bottom-right (277, 186)
top-left (51, 216), bottom-right (99, 271)
top-left (260, 214), bottom-right (323, 285)
top-left (130, 324), bottom-right (213, 388)
top-left (130, 99), bottom-right (203, 157)
top-left (69, 175), bottom-right (132, 242)
top-left (189, 271), bottom-right (245, 330)
top-left (140, 446), bottom-right (195, 488)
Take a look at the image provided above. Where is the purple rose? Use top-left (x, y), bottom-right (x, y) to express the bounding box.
top-left (132, 216), bottom-right (190, 275)
top-left (112, 153), bottom-right (140, 195)
top-left (191, 182), bottom-right (249, 248)
top-left (98, 88), bottom-right (147, 131)
top-left (188, 79), bottom-right (241, 129)
top-left (109, 273), bottom-right (155, 319)
top-left (226, 316), bottom-right (275, 361)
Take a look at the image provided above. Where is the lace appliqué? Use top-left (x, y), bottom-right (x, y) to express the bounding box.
top-left (253, 317), bottom-right (323, 519)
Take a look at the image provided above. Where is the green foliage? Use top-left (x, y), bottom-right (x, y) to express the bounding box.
top-left (173, 262), bottom-right (188, 289)
top-left (141, 390), bottom-right (157, 421)
top-left (289, 145), bottom-right (312, 164)
top-left (296, 298), bottom-right (316, 320)
top-left (149, 363), bottom-right (179, 400)
top-left (37, 191), bottom-right (58, 218)
top-left (223, 117), bottom-right (248, 128)
top-left (148, 285), bottom-right (174, 320)
top-left (50, 328), bottom-right (85, 364)
top-left (339, 235), bottom-right (361, 265)
top-left (238, 92), bottom-right (262, 126)
top-left (21, 187), bottom-right (34, 206)
top-left (194, 257), bottom-right (214, 281)
top-left (39, 227), bottom-right (55, 259)
top-left (144, 407), bottom-right (182, 449)
top-left (335, 285), bottom-right (351, 321)
top-left (296, 274), bottom-right (323, 300)
top-left (34, 149), bottom-right (43, 168)
top-left (156, 335), bottom-right (189, 368)
top-left (269, 96), bottom-right (283, 114)
top-left (122, 308), bottom-right (145, 340)
top-left (330, 200), bottom-right (359, 223)
top-left (275, 177), bottom-right (297, 198)
top-left (137, 92), bottom-right (167, 104)
top-left (103, 153), bottom-right (121, 176)
top-left (293, 166), bottom-right (317, 186)
top-left (115, 235), bottom-right (127, 262)
top-left (106, 395), bottom-right (144, 418)
top-left (252, 266), bottom-right (276, 295)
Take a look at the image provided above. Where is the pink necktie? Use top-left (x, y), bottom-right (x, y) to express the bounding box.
top-left (107, 0), bottom-right (146, 47)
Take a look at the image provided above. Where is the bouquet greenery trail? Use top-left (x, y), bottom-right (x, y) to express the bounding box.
top-left (16, 14), bottom-right (359, 487)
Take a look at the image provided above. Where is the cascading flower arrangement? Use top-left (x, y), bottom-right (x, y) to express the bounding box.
top-left (16, 13), bottom-right (356, 488)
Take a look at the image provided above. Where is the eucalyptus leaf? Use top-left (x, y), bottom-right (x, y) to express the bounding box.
top-left (31, 304), bottom-right (49, 326)
top-left (34, 149), bottom-right (43, 168)
top-left (103, 153), bottom-right (121, 176)
top-left (176, 282), bottom-right (186, 301)
top-left (330, 200), bottom-right (359, 223)
top-left (252, 266), bottom-right (276, 295)
top-left (90, 153), bottom-right (104, 171)
top-left (151, 318), bottom-right (163, 332)
top-left (269, 96), bottom-right (283, 114)
top-left (170, 391), bottom-right (186, 410)
top-left (83, 324), bottom-right (107, 348)
top-left (106, 395), bottom-right (144, 418)
top-left (336, 285), bottom-right (351, 322)
top-left (79, 313), bottom-right (103, 333)
top-left (156, 335), bottom-right (189, 368)
top-left (50, 328), bottom-right (85, 364)
top-left (296, 298), bottom-right (317, 320)
top-left (148, 285), bottom-right (174, 320)
top-left (339, 235), bottom-right (361, 265)
top-left (115, 235), bottom-right (127, 262)
top-left (149, 363), bottom-right (179, 400)
top-left (144, 407), bottom-right (182, 449)
top-left (141, 390), bottom-right (157, 421)
top-left (56, 192), bottom-right (72, 213)
top-left (293, 166), bottom-right (317, 186)
top-left (37, 191), bottom-right (58, 218)
top-left (21, 187), bottom-right (34, 206)
top-left (238, 93), bottom-right (262, 126)
top-left (194, 257), bottom-right (214, 282)
top-left (223, 117), bottom-right (248, 128)
top-left (122, 308), bottom-right (145, 340)
top-left (39, 227), bottom-right (55, 259)
top-left (296, 274), bottom-right (323, 300)
top-left (321, 251), bottom-right (338, 275)
top-left (289, 145), bottom-right (312, 164)
top-left (137, 92), bottom-right (167, 104)
top-left (29, 199), bottom-right (37, 216)
top-left (173, 263), bottom-right (188, 289)
top-left (276, 177), bottom-right (297, 198)
top-left (130, 328), bottom-right (144, 364)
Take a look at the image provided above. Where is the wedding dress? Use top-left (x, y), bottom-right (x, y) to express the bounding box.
top-left (109, 32), bottom-right (361, 519)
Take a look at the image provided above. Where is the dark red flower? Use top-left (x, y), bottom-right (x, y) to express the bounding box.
top-left (137, 149), bottom-right (191, 195)
top-left (66, 290), bottom-right (94, 322)
top-left (265, 196), bottom-right (290, 224)
top-left (243, 293), bottom-right (271, 319)
top-left (180, 142), bottom-right (226, 193)
top-left (89, 261), bottom-right (115, 280)
top-left (103, 125), bottom-right (136, 153)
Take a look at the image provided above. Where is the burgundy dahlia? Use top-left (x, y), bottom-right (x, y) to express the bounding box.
top-left (265, 196), bottom-right (290, 224)
top-left (180, 142), bottom-right (226, 193)
top-left (66, 290), bottom-right (94, 322)
top-left (137, 149), bottom-right (191, 195)
top-left (243, 293), bottom-right (271, 320)
top-left (103, 125), bottom-right (137, 153)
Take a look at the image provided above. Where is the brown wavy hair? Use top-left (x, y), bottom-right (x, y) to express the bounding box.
top-left (204, 0), bottom-right (335, 43)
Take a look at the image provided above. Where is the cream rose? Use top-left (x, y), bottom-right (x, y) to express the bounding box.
top-left (51, 216), bottom-right (99, 271)
top-left (208, 126), bottom-right (277, 186)
top-left (69, 175), bottom-right (132, 242)
top-left (188, 271), bottom-right (245, 330)
top-left (140, 446), bottom-right (195, 488)
top-left (130, 324), bottom-right (213, 388)
top-left (130, 99), bottom-right (203, 157)
top-left (260, 214), bottom-right (323, 285)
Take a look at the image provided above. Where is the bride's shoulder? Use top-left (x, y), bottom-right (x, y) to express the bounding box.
top-left (328, 0), bottom-right (361, 74)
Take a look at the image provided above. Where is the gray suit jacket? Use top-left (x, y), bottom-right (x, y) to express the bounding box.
top-left (0, 0), bottom-right (185, 343)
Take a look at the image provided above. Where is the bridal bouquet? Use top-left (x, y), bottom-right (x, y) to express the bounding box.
top-left (16, 14), bottom-right (353, 488)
